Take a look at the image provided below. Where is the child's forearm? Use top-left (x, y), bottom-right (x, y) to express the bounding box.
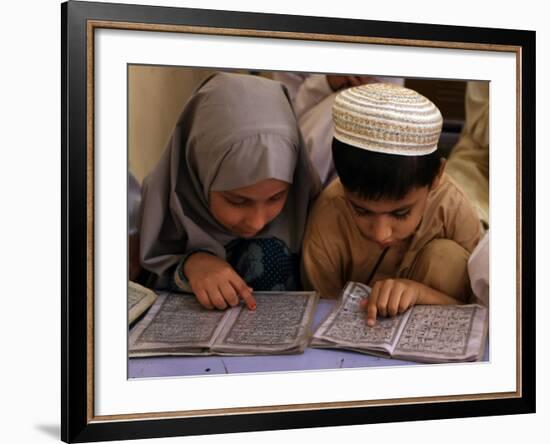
top-left (416, 282), bottom-right (462, 306)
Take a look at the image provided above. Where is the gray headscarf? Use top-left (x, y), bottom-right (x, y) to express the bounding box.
top-left (139, 72), bottom-right (321, 281)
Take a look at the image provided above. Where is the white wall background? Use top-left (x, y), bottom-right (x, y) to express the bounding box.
top-left (0, 0), bottom-right (546, 443)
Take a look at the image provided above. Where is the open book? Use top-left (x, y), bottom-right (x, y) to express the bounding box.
top-left (129, 291), bottom-right (319, 357)
top-left (128, 281), bottom-right (158, 325)
top-left (312, 282), bottom-right (488, 363)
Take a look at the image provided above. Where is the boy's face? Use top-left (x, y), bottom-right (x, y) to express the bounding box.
top-left (344, 185), bottom-right (432, 248)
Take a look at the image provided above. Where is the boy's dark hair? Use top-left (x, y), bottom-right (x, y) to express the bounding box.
top-left (332, 138), bottom-right (443, 201)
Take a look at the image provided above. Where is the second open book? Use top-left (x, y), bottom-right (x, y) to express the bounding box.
top-left (312, 281), bottom-right (488, 363)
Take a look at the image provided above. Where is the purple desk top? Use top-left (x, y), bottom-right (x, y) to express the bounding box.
top-left (129, 299), bottom-right (489, 378)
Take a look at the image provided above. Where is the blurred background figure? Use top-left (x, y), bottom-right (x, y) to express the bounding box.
top-left (273, 73), bottom-right (404, 187)
top-left (446, 81), bottom-right (489, 229)
top-left (128, 172), bottom-right (142, 281)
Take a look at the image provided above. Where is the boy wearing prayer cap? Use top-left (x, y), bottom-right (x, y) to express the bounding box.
top-left (301, 83), bottom-right (481, 326)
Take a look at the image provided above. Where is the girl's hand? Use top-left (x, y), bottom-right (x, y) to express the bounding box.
top-left (183, 252), bottom-right (256, 311)
top-left (360, 278), bottom-right (421, 327)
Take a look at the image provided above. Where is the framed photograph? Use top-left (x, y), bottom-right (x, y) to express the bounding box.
top-left (62, 0), bottom-right (535, 442)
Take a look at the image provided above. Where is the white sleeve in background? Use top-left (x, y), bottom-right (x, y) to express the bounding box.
top-left (271, 72), bottom-right (309, 104)
top-left (299, 93), bottom-right (338, 187)
top-left (283, 73), bottom-right (404, 119)
top-left (468, 232), bottom-right (489, 307)
top-left (293, 74), bottom-right (333, 119)
top-left (374, 75), bottom-right (405, 86)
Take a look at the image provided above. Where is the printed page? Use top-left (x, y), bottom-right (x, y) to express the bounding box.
top-left (312, 282), bottom-right (410, 354)
top-left (128, 292), bottom-right (235, 357)
top-left (128, 281), bottom-right (158, 324)
top-left (392, 304), bottom-right (488, 363)
top-left (212, 291), bottom-right (319, 355)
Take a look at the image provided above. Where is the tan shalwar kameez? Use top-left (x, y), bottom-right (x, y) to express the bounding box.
top-left (302, 173), bottom-right (481, 302)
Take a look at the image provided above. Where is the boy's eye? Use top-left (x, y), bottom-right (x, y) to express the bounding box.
top-left (269, 191), bottom-right (287, 203)
top-left (351, 205), bottom-right (371, 216)
top-left (392, 209), bottom-right (411, 220)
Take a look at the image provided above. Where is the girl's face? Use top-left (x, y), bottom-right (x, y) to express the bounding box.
top-left (209, 179), bottom-right (290, 238)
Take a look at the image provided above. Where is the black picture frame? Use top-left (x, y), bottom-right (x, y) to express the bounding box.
top-left (61, 1), bottom-right (536, 442)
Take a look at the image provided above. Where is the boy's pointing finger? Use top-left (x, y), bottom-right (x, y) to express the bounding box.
top-left (365, 292), bottom-right (378, 327)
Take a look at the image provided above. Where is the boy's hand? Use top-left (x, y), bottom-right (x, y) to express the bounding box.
top-left (360, 278), bottom-right (421, 327)
top-left (183, 252), bottom-right (256, 311)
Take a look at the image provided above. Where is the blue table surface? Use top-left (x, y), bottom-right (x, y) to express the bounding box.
top-left (129, 299), bottom-right (489, 378)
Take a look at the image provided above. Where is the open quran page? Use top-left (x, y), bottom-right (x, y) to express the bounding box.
top-left (128, 281), bottom-right (158, 325)
top-left (392, 304), bottom-right (488, 363)
top-left (312, 282), bottom-right (411, 355)
top-left (212, 291), bottom-right (319, 355)
top-left (129, 293), bottom-right (234, 357)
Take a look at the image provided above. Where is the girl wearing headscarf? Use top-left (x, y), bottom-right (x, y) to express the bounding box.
top-left (139, 72), bottom-right (321, 311)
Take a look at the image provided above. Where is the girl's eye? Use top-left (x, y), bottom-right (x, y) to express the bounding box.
top-left (226, 197), bottom-right (248, 206)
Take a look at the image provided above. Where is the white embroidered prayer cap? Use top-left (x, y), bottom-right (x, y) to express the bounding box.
top-left (332, 83), bottom-right (443, 156)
